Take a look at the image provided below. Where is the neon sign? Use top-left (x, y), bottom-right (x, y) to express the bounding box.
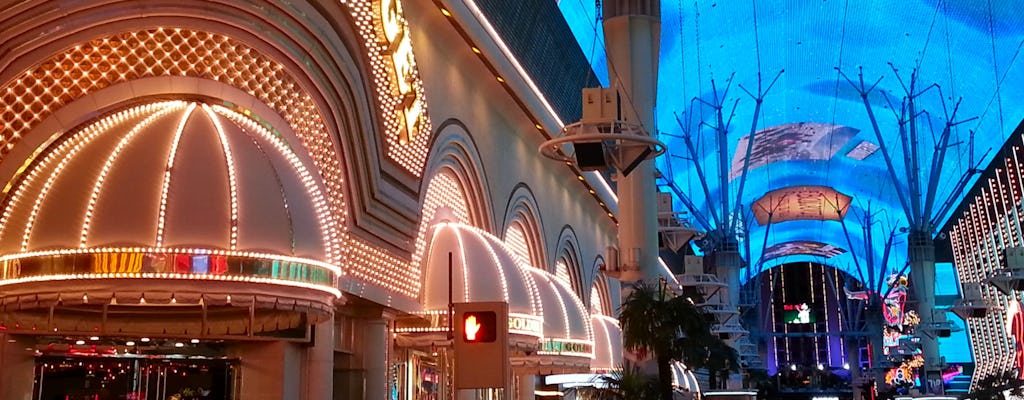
top-left (379, 0), bottom-right (426, 145)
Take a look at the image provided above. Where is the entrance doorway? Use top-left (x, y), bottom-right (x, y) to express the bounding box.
top-left (34, 356), bottom-right (237, 400)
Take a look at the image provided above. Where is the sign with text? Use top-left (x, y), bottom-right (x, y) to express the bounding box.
top-left (540, 339), bottom-right (593, 356)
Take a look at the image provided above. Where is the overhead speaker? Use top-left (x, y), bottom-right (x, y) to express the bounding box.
top-left (573, 142), bottom-right (607, 170)
top-left (937, 328), bottom-right (951, 338)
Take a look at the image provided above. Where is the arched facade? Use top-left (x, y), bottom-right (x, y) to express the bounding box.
top-left (502, 183), bottom-right (548, 269)
top-left (0, 1), bottom-right (621, 399)
top-left (553, 226), bottom-right (586, 297)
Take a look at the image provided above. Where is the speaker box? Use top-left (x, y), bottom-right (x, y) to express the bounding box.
top-left (573, 142), bottom-right (607, 170)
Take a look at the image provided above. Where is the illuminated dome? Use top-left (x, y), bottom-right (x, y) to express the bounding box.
top-left (0, 101), bottom-right (340, 336)
top-left (423, 223), bottom-right (538, 318)
top-left (421, 223), bottom-right (593, 348)
top-left (0, 100), bottom-right (330, 259)
top-left (417, 223), bottom-right (594, 372)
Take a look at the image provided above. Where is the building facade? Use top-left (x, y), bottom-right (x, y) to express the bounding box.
top-left (0, 0), bottom-right (621, 398)
top-left (949, 126), bottom-right (1024, 390)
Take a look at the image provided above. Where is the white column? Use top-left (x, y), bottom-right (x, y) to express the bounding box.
top-left (518, 373), bottom-right (535, 400)
top-left (603, 0), bottom-right (661, 282)
top-left (303, 320), bottom-right (334, 400)
top-left (0, 334), bottom-right (33, 400)
top-left (233, 340), bottom-right (300, 400)
top-left (364, 318), bottom-right (390, 400)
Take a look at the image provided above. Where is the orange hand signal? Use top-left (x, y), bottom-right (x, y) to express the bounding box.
top-left (465, 315), bottom-right (482, 341)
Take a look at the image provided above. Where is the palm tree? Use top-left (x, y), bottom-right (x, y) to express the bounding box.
top-left (619, 279), bottom-right (713, 400)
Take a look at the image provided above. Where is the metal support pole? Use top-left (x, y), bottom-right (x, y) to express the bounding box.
top-left (908, 230), bottom-right (943, 394)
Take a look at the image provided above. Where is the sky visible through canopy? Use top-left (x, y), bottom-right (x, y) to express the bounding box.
top-left (558, 0), bottom-right (1024, 287)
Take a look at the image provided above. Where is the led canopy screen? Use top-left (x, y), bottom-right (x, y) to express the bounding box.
top-left (558, 0), bottom-right (1024, 285)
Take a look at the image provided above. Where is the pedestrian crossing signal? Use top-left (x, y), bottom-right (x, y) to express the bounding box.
top-left (462, 311), bottom-right (497, 343)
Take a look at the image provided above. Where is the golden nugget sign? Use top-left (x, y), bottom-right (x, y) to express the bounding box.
top-left (379, 0), bottom-right (426, 145)
top-left (508, 315), bottom-right (543, 336)
top-left (541, 339), bottom-right (593, 355)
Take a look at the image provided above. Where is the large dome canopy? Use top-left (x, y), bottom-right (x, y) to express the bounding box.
top-left (0, 100), bottom-right (332, 261)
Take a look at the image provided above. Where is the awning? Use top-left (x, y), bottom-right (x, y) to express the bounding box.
top-left (590, 314), bottom-right (623, 373)
top-left (404, 223), bottom-right (593, 365)
top-left (671, 361), bottom-right (701, 394)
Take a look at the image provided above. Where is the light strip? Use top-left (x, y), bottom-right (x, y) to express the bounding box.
top-left (462, 1), bottom-right (562, 128)
top-left (685, 369), bottom-right (700, 394)
top-left (658, 257), bottom-right (680, 285)
top-left (0, 272), bottom-right (340, 298)
top-left (536, 270), bottom-right (572, 339)
top-left (535, 351), bottom-right (593, 358)
top-left (703, 391), bottom-right (758, 396)
top-left (468, 228), bottom-right (511, 303)
top-left (153, 103), bottom-right (198, 248)
top-left (0, 247), bottom-right (341, 275)
top-left (482, 231), bottom-right (541, 315)
top-left (81, 103), bottom-right (194, 248)
top-left (452, 225), bottom-right (471, 302)
top-left (553, 275), bottom-right (594, 344)
top-left (592, 315), bottom-right (615, 370)
top-left (520, 258), bottom-right (543, 317)
top-left (202, 105), bottom-right (240, 250)
top-left (460, 0), bottom-right (618, 207)
top-left (670, 362), bottom-right (684, 388)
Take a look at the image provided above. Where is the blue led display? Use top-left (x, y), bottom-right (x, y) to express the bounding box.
top-left (560, 1), bottom-right (1024, 285)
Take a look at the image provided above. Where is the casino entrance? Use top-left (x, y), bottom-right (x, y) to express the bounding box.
top-left (32, 338), bottom-right (237, 400)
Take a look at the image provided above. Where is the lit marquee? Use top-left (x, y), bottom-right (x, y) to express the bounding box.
top-left (0, 247), bottom-right (341, 298)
